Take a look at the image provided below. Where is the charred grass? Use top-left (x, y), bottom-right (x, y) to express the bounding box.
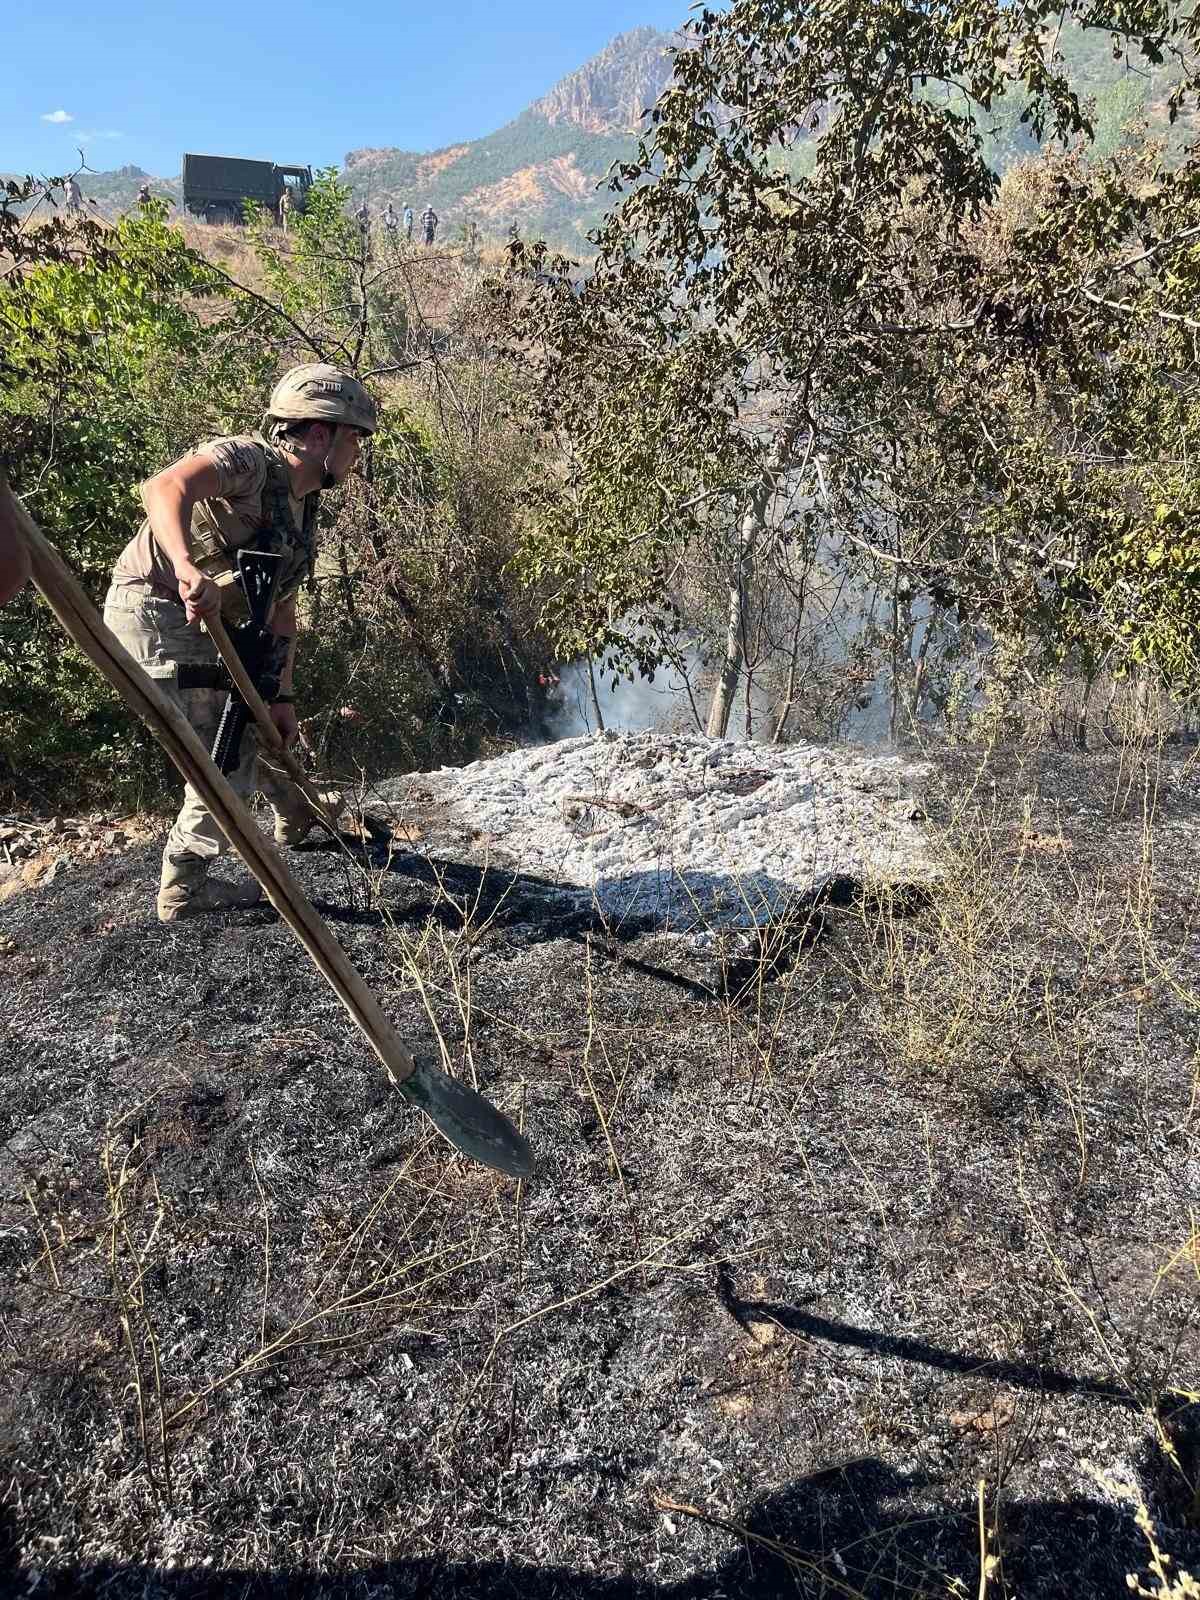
top-left (1, 741), bottom-right (1199, 1597)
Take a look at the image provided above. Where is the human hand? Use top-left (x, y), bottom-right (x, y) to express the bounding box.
top-left (270, 700), bottom-right (299, 747)
top-left (176, 563), bottom-right (219, 624)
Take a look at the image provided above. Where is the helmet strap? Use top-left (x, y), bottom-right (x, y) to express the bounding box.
top-left (320, 422), bottom-right (339, 490)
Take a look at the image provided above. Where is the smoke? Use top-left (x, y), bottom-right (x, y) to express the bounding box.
top-left (545, 640), bottom-right (779, 742)
top-left (547, 646), bottom-right (706, 739)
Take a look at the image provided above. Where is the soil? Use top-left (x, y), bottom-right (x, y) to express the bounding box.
top-left (2, 739), bottom-right (1199, 1599)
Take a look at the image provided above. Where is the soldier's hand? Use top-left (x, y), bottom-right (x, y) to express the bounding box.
top-left (270, 701), bottom-right (299, 747)
top-left (176, 563), bottom-right (219, 624)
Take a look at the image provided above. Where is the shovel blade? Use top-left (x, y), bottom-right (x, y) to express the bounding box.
top-left (400, 1058), bottom-right (533, 1178)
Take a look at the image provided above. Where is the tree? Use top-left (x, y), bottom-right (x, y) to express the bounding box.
top-left (508, 0), bottom-right (1200, 735)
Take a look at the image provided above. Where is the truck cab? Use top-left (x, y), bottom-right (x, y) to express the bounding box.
top-left (276, 167), bottom-right (312, 213)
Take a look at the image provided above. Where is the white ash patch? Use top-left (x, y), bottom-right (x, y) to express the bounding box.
top-left (376, 731), bottom-right (933, 930)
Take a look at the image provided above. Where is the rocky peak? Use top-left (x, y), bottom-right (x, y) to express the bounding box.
top-left (528, 25), bottom-right (681, 135)
top-left (343, 147), bottom-right (394, 170)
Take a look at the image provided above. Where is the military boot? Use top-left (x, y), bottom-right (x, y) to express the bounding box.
top-left (271, 784), bottom-right (344, 847)
top-left (157, 852), bottom-right (263, 923)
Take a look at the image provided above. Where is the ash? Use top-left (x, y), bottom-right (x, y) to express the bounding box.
top-left (2, 744), bottom-right (1200, 1599)
top-left (376, 731), bottom-right (932, 931)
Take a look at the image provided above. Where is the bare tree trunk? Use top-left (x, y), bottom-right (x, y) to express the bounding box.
top-left (1133, 669), bottom-right (1154, 742)
top-left (1075, 666), bottom-right (1098, 751)
top-left (909, 602), bottom-right (940, 727)
top-left (770, 550), bottom-right (811, 745)
top-left (888, 573), bottom-right (901, 743)
top-left (587, 655), bottom-right (605, 732)
top-left (706, 429), bottom-right (812, 739)
top-left (707, 501), bottom-right (761, 738)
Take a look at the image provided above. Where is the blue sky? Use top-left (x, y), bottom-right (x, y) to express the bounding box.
top-left (5, 1), bottom-right (693, 178)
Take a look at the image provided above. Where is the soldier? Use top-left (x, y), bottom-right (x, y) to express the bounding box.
top-left (421, 205), bottom-right (438, 246)
top-left (355, 200), bottom-right (370, 236)
top-left (103, 364), bottom-right (379, 922)
top-left (279, 186), bottom-right (294, 230)
top-left (382, 201), bottom-right (398, 243)
top-left (64, 176), bottom-right (83, 217)
top-left (136, 181), bottom-right (152, 206)
top-left (402, 203), bottom-right (413, 242)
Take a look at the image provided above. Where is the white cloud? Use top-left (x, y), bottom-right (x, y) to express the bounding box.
top-left (41, 109), bottom-right (73, 124)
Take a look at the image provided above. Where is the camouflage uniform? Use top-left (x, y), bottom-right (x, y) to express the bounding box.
top-left (105, 365), bottom-right (378, 919)
top-left (104, 436), bottom-right (319, 869)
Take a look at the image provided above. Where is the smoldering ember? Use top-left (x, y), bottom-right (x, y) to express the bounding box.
top-left (3, 728), bottom-right (1200, 1599)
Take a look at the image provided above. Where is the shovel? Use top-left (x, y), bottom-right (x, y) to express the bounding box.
top-left (7, 485), bottom-right (533, 1179)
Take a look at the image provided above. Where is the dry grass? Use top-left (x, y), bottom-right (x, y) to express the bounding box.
top-left (2, 735), bottom-right (1200, 1595)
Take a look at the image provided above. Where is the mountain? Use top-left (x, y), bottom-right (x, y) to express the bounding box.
top-left (6, 19), bottom-right (1188, 246)
top-left (0, 162), bottom-right (180, 220)
top-left (528, 25), bottom-right (680, 133)
top-left (341, 27), bottom-right (680, 247)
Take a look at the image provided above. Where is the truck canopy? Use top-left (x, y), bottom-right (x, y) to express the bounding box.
top-left (183, 154), bottom-right (279, 199)
top-left (182, 155), bottom-right (312, 222)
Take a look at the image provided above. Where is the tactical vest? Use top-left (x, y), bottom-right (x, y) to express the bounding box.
top-left (187, 437), bottom-right (318, 621)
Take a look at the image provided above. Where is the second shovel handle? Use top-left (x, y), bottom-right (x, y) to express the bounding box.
top-left (205, 613), bottom-right (330, 813)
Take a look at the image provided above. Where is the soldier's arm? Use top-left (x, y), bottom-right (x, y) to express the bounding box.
top-left (140, 455), bottom-right (225, 621)
top-left (268, 593), bottom-right (300, 743)
top-left (270, 595), bottom-right (298, 691)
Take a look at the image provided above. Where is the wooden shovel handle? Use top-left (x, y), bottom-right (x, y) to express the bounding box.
top-left (8, 484), bottom-right (416, 1087)
top-left (204, 611), bottom-right (337, 828)
top-left (204, 611), bottom-right (315, 787)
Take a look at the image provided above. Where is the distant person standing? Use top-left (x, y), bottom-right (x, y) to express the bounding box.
top-left (421, 205), bottom-right (438, 246)
top-left (355, 200), bottom-right (371, 251)
top-left (402, 203), bottom-right (413, 242)
top-left (382, 201), bottom-right (398, 247)
top-left (507, 220), bottom-right (521, 245)
top-left (279, 186), bottom-right (294, 230)
top-left (136, 181), bottom-right (152, 206)
top-left (467, 219), bottom-right (479, 255)
top-left (64, 176), bottom-right (83, 217)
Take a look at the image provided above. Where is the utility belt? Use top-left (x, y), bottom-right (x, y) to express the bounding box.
top-left (113, 568), bottom-right (263, 627)
top-left (112, 576), bottom-right (182, 606)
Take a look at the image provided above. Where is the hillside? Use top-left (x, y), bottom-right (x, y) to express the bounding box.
top-left (4, 17), bottom-right (1195, 248)
top-left (341, 27), bottom-right (680, 246)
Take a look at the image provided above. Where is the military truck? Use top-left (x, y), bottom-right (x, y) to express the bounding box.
top-left (182, 154), bottom-right (313, 225)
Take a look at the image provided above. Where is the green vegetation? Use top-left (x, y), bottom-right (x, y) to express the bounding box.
top-left (0, 175), bottom-right (553, 806)
top-left (507, 0), bottom-right (1200, 739)
top-left (8, 0), bottom-right (1200, 799)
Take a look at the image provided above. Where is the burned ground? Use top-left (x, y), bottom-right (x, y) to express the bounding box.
top-left (2, 741), bottom-right (1199, 1598)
